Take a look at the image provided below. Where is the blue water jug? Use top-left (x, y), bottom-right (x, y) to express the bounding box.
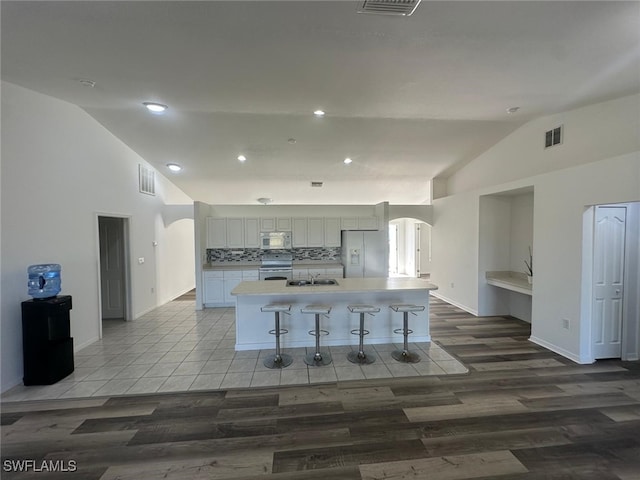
top-left (28, 264), bottom-right (61, 299)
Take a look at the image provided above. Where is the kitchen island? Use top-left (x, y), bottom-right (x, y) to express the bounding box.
top-left (231, 277), bottom-right (438, 351)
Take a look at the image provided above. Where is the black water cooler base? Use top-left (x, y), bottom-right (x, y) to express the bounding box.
top-left (22, 295), bottom-right (75, 386)
top-left (23, 338), bottom-right (74, 386)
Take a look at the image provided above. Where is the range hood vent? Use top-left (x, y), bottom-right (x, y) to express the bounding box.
top-left (357, 0), bottom-right (421, 16)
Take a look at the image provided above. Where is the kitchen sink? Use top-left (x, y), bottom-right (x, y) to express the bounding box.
top-left (286, 279), bottom-right (339, 287)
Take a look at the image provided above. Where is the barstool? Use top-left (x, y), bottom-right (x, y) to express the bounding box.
top-left (301, 304), bottom-right (332, 366)
top-left (261, 303), bottom-right (293, 369)
top-left (347, 304), bottom-right (380, 365)
top-left (390, 304), bottom-right (425, 363)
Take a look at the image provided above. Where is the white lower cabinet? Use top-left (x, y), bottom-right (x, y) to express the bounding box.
top-left (204, 269), bottom-right (259, 306)
top-left (293, 268), bottom-right (308, 280)
top-left (325, 267), bottom-right (344, 279)
top-left (223, 271), bottom-right (243, 304)
top-left (203, 271), bottom-right (224, 304)
top-left (293, 266), bottom-right (344, 281)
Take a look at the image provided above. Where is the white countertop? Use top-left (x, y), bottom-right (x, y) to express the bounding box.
top-left (486, 271), bottom-right (532, 296)
top-left (203, 263), bottom-right (260, 271)
top-left (231, 277), bottom-right (438, 296)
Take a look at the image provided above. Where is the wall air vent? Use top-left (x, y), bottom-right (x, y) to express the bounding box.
top-left (311, 181), bottom-right (324, 188)
top-left (138, 164), bottom-right (156, 196)
top-left (544, 125), bottom-right (563, 149)
top-left (357, 0), bottom-right (421, 16)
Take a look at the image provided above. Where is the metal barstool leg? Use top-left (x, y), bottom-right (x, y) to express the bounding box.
top-left (264, 311), bottom-right (293, 369)
top-left (392, 311), bottom-right (421, 363)
top-left (304, 313), bottom-right (332, 366)
top-left (347, 312), bottom-right (376, 365)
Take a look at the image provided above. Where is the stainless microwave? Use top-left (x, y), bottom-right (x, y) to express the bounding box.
top-left (259, 231), bottom-right (292, 250)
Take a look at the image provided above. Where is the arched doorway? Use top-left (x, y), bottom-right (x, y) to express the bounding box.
top-left (388, 217), bottom-right (431, 279)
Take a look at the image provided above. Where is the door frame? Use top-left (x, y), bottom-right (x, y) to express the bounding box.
top-left (582, 203), bottom-right (637, 362)
top-left (96, 213), bottom-right (133, 338)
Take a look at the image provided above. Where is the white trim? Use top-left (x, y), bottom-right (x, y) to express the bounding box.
top-left (529, 335), bottom-right (592, 364)
top-left (431, 291), bottom-right (478, 316)
top-left (95, 213), bottom-right (134, 340)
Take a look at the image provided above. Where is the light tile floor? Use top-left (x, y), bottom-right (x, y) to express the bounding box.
top-left (2, 296), bottom-right (468, 402)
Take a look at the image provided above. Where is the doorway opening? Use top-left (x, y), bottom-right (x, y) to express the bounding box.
top-left (388, 218), bottom-right (431, 279)
top-left (97, 216), bottom-right (132, 332)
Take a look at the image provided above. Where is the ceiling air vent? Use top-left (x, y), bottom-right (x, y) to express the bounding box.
top-left (357, 0), bottom-right (421, 16)
top-left (139, 164), bottom-right (156, 196)
top-left (544, 125), bottom-right (563, 149)
top-left (311, 181), bottom-right (323, 188)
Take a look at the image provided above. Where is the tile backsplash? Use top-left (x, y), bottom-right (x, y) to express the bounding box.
top-left (207, 247), bottom-right (341, 263)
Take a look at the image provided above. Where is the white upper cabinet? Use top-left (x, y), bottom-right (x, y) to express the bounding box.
top-left (307, 218), bottom-right (324, 247)
top-left (226, 218), bottom-right (245, 248)
top-left (206, 217), bottom-right (227, 248)
top-left (324, 217), bottom-right (341, 247)
top-left (341, 217), bottom-right (358, 230)
top-left (341, 216), bottom-right (379, 230)
top-left (358, 216), bottom-right (379, 230)
top-left (260, 217), bottom-right (292, 232)
top-left (244, 218), bottom-right (260, 248)
top-left (206, 214), bottom-right (379, 249)
top-left (276, 217), bottom-right (292, 231)
top-left (260, 218), bottom-right (276, 231)
top-left (292, 218), bottom-right (308, 247)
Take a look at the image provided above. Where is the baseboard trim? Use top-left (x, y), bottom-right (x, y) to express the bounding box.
top-left (529, 335), bottom-right (592, 364)
top-left (430, 292), bottom-right (478, 316)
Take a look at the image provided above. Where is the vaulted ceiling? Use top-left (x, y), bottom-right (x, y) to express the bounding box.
top-left (2, 1), bottom-right (639, 204)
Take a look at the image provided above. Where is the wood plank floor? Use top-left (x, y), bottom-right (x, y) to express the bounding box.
top-left (2, 298), bottom-right (640, 479)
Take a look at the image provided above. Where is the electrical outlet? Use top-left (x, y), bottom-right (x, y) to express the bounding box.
top-left (562, 318), bottom-right (570, 330)
top-left (138, 257), bottom-right (145, 264)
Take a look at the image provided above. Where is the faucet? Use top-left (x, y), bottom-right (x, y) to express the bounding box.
top-left (309, 273), bottom-right (320, 285)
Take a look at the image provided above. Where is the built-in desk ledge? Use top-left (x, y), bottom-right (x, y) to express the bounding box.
top-left (485, 271), bottom-right (532, 296)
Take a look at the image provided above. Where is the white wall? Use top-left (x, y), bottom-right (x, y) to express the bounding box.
top-left (509, 194), bottom-right (534, 273)
top-left (208, 204), bottom-right (377, 218)
top-left (478, 195), bottom-right (512, 316)
top-left (431, 191), bottom-right (480, 314)
top-left (1, 82), bottom-right (195, 392)
top-left (446, 94), bottom-right (640, 195)
top-left (432, 93), bottom-right (640, 363)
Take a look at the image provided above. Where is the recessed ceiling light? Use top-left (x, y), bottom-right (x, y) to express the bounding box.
top-left (257, 197), bottom-right (273, 205)
top-left (344, 157), bottom-right (353, 164)
top-left (78, 79), bottom-right (95, 88)
top-left (507, 106), bottom-right (520, 114)
top-left (166, 163), bottom-right (182, 172)
top-left (237, 155), bottom-right (247, 162)
top-left (143, 102), bottom-right (168, 114)
top-left (287, 138), bottom-right (297, 144)
top-left (313, 110), bottom-right (325, 117)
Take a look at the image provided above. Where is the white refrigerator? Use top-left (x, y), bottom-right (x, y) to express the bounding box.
top-left (341, 231), bottom-right (387, 278)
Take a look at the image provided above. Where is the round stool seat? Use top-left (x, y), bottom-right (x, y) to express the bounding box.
top-left (301, 304), bottom-right (332, 366)
top-left (301, 304), bottom-right (331, 315)
top-left (390, 304), bottom-right (425, 313)
top-left (348, 304), bottom-right (380, 314)
top-left (261, 303), bottom-right (292, 313)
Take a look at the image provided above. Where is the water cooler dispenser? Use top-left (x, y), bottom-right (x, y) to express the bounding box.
top-left (22, 264), bottom-right (74, 385)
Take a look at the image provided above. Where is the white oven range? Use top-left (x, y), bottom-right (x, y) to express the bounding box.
top-left (259, 252), bottom-right (293, 280)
